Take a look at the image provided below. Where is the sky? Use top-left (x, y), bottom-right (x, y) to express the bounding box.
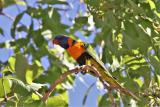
top-left (0, 0), bottom-right (105, 107)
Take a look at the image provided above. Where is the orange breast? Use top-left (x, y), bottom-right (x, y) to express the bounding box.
top-left (67, 42), bottom-right (85, 60)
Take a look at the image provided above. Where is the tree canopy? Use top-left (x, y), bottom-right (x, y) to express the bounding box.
top-left (0, 0), bottom-right (160, 106)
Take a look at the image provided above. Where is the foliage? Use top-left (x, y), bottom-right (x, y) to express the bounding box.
top-left (0, 0), bottom-right (160, 106)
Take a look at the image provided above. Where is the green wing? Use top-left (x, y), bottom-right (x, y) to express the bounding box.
top-left (83, 43), bottom-right (112, 76)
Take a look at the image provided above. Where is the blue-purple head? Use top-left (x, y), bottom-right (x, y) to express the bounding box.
top-left (53, 35), bottom-right (70, 49)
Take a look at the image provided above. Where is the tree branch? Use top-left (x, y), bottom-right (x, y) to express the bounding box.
top-left (41, 65), bottom-right (102, 102)
top-left (41, 65), bottom-right (138, 104)
top-left (42, 66), bottom-right (80, 102)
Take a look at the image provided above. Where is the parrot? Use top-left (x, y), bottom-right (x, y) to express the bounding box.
top-left (52, 35), bottom-right (139, 100)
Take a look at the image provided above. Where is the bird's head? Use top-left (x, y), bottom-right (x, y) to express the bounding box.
top-left (53, 35), bottom-right (76, 49)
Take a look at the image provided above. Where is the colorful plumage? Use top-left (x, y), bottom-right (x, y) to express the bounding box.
top-left (53, 35), bottom-right (139, 100)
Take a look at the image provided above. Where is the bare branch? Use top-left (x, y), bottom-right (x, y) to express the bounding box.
top-left (42, 66), bottom-right (81, 102)
top-left (41, 65), bottom-right (102, 102)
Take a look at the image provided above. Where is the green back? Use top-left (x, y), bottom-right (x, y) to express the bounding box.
top-left (83, 43), bottom-right (112, 76)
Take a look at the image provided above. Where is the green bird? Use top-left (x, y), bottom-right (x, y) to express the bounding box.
top-left (53, 35), bottom-right (139, 100)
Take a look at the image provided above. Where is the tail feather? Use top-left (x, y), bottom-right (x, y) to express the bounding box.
top-left (100, 70), bottom-right (139, 100)
top-left (88, 57), bottom-right (139, 100)
top-left (104, 75), bottom-right (139, 101)
top-left (119, 87), bottom-right (139, 101)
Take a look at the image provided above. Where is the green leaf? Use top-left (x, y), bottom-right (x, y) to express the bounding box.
top-left (123, 21), bottom-right (151, 55)
top-left (0, 77), bottom-right (11, 97)
top-left (134, 78), bottom-right (143, 87)
top-left (10, 78), bottom-right (44, 96)
top-left (46, 92), bottom-right (68, 107)
top-left (0, 43), bottom-right (5, 48)
top-left (155, 0), bottom-right (160, 12)
top-left (10, 78), bottom-right (31, 93)
top-left (2, 0), bottom-right (26, 8)
top-left (0, 27), bottom-right (3, 35)
top-left (15, 54), bottom-right (29, 82)
top-left (8, 56), bottom-right (16, 72)
top-left (104, 11), bottom-right (117, 29)
top-left (82, 83), bottom-right (95, 106)
top-left (98, 94), bottom-right (112, 107)
top-left (29, 61), bottom-right (43, 80)
top-left (42, 8), bottom-right (68, 35)
top-left (1, 56), bottom-right (16, 75)
top-left (5, 100), bottom-right (18, 107)
top-left (32, 93), bottom-right (40, 100)
top-left (75, 17), bottom-right (88, 25)
top-left (28, 83), bottom-right (44, 91)
top-left (37, 0), bottom-right (68, 5)
top-left (157, 75), bottom-right (160, 86)
top-left (128, 0), bottom-right (144, 14)
top-left (37, 65), bottom-right (62, 83)
top-left (17, 25), bottom-right (28, 32)
top-left (148, 0), bottom-right (156, 10)
top-left (26, 69), bottom-right (33, 84)
top-left (26, 6), bottom-right (42, 18)
top-left (149, 55), bottom-right (160, 74)
top-left (32, 30), bottom-right (46, 47)
top-left (11, 12), bottom-right (25, 38)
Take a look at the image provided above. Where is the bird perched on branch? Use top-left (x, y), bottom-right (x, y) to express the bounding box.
top-left (52, 35), bottom-right (139, 100)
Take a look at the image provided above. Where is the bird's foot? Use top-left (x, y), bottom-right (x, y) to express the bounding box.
top-left (74, 65), bottom-right (96, 75)
top-left (80, 65), bottom-right (90, 75)
top-left (74, 65), bottom-right (88, 74)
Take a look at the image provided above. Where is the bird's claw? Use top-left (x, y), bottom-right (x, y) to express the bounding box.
top-left (74, 65), bottom-right (92, 75)
top-left (80, 65), bottom-right (90, 75)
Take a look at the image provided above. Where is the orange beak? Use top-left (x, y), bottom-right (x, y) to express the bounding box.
top-left (53, 39), bottom-right (59, 45)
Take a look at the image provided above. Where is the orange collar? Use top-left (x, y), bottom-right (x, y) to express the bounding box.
top-left (67, 42), bottom-right (85, 60)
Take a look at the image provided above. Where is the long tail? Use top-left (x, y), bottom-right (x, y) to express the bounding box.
top-left (100, 70), bottom-right (139, 101)
top-left (112, 81), bottom-right (139, 101)
top-left (118, 86), bottom-right (139, 101)
top-left (88, 58), bottom-right (139, 100)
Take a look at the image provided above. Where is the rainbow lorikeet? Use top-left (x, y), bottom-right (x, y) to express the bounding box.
top-left (53, 35), bottom-right (139, 100)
